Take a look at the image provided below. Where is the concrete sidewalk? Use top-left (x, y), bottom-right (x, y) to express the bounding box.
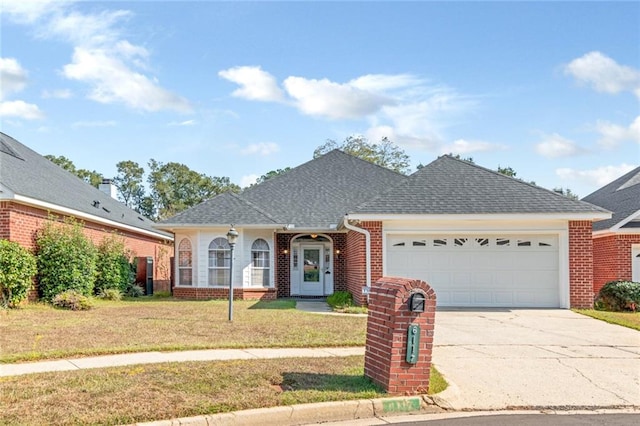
top-left (0, 346), bottom-right (365, 377)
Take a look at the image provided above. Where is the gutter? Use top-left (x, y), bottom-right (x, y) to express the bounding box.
top-left (342, 215), bottom-right (371, 289)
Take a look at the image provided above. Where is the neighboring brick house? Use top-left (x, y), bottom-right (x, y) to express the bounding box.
top-left (157, 150), bottom-right (610, 309)
top-left (0, 132), bottom-right (173, 296)
top-left (582, 166), bottom-right (640, 293)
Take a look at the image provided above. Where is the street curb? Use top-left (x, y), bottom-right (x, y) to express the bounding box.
top-left (130, 395), bottom-right (445, 426)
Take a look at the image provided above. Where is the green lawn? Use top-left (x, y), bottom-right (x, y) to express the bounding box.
top-left (574, 309), bottom-right (640, 331)
top-left (1, 298), bottom-right (447, 425)
top-left (0, 298), bottom-right (367, 363)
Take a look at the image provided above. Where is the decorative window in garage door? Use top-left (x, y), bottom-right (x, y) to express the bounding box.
top-left (388, 236), bottom-right (556, 249)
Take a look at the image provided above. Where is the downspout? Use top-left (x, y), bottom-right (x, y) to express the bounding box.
top-left (343, 215), bottom-right (371, 291)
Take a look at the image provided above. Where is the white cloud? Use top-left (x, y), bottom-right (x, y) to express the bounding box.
top-left (168, 119), bottom-right (197, 126)
top-left (535, 133), bottom-right (587, 158)
top-left (0, 57), bottom-right (44, 119)
top-left (0, 100), bottom-right (45, 119)
top-left (63, 47), bottom-right (192, 113)
top-left (556, 163), bottom-right (637, 187)
top-left (0, 0), bottom-right (66, 24)
top-left (218, 66), bottom-right (284, 102)
top-left (442, 139), bottom-right (508, 155)
top-left (565, 51), bottom-right (640, 98)
top-left (595, 116), bottom-right (640, 149)
top-left (240, 142), bottom-right (280, 156)
top-left (71, 120), bottom-right (116, 128)
top-left (0, 57), bottom-right (27, 98)
top-left (240, 174), bottom-right (260, 188)
top-left (283, 76), bottom-right (393, 119)
top-left (220, 66), bottom-right (476, 150)
top-left (4, 2), bottom-right (192, 113)
top-left (349, 74), bottom-right (422, 92)
top-left (41, 89), bottom-right (72, 99)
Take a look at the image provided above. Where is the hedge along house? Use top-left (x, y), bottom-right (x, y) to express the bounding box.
top-left (156, 150), bottom-right (610, 308)
top-left (582, 166), bottom-right (640, 292)
top-left (0, 132), bottom-right (173, 295)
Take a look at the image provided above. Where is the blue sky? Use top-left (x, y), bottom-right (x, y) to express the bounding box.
top-left (1, 1), bottom-right (638, 198)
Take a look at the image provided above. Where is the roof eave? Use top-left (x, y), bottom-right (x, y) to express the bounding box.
top-left (155, 223), bottom-right (289, 231)
top-left (10, 194), bottom-right (173, 241)
top-left (346, 212), bottom-right (612, 222)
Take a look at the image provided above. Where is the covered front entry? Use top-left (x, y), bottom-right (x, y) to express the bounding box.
top-left (386, 234), bottom-right (561, 307)
top-left (289, 234), bottom-right (334, 296)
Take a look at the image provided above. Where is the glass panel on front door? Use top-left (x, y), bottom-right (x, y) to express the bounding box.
top-left (303, 249), bottom-right (320, 282)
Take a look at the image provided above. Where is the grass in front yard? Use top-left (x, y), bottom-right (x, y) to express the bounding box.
top-left (0, 299), bottom-right (366, 363)
top-left (0, 356), bottom-right (445, 426)
top-left (574, 309), bottom-right (640, 331)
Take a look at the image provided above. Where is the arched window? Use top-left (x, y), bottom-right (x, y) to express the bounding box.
top-left (178, 238), bottom-right (192, 286)
top-left (251, 238), bottom-right (270, 287)
top-left (208, 237), bottom-right (230, 286)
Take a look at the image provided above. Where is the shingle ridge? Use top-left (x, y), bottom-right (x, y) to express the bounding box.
top-left (440, 154), bottom-right (609, 212)
top-left (232, 192), bottom-right (281, 224)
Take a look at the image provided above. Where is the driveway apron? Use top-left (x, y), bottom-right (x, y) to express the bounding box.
top-left (432, 309), bottom-right (640, 410)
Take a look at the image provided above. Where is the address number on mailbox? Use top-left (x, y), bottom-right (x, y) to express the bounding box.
top-left (405, 324), bottom-right (420, 364)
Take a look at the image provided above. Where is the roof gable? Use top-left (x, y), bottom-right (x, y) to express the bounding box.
top-left (0, 132), bottom-right (169, 238)
top-left (582, 166), bottom-right (640, 231)
top-left (159, 150), bottom-right (408, 229)
top-left (238, 150), bottom-right (408, 228)
top-left (159, 192), bottom-right (281, 226)
top-left (352, 155), bottom-right (609, 216)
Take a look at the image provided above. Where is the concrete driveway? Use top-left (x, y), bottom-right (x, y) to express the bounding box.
top-left (432, 309), bottom-right (640, 410)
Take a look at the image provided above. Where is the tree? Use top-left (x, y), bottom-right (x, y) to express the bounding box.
top-left (497, 165), bottom-right (517, 177)
top-left (314, 135), bottom-right (411, 174)
top-left (113, 161), bottom-right (146, 209)
top-left (44, 155), bottom-right (103, 187)
top-left (553, 187), bottom-right (580, 201)
top-left (254, 168), bottom-right (291, 186)
top-left (147, 159), bottom-right (241, 220)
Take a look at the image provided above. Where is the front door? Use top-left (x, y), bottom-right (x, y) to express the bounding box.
top-left (300, 245), bottom-right (323, 296)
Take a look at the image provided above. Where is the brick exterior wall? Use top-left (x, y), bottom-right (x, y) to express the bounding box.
top-left (569, 220), bottom-right (595, 308)
top-left (364, 277), bottom-right (436, 395)
top-left (345, 221), bottom-right (382, 306)
top-left (593, 233), bottom-right (640, 293)
top-left (275, 232), bottom-right (347, 298)
top-left (173, 287), bottom-right (276, 300)
top-left (0, 201), bottom-right (173, 298)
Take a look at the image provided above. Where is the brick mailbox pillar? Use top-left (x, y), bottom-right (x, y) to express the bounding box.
top-left (364, 277), bottom-right (436, 395)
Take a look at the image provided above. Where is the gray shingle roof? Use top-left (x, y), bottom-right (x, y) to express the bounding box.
top-left (239, 150), bottom-right (408, 228)
top-left (582, 166), bottom-right (640, 231)
top-left (159, 150), bottom-right (408, 229)
top-left (0, 132), bottom-right (170, 238)
top-left (352, 155), bottom-right (610, 215)
top-left (159, 192), bottom-right (282, 226)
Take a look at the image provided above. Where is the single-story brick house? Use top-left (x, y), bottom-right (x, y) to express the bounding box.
top-left (582, 166), bottom-right (640, 292)
top-left (0, 132), bottom-right (174, 295)
top-left (157, 150), bottom-right (610, 309)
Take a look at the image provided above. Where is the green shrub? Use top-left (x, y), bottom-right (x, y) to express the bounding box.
top-left (124, 282), bottom-right (144, 297)
top-left (98, 288), bottom-right (123, 301)
top-left (152, 290), bottom-right (171, 298)
top-left (0, 240), bottom-right (37, 308)
top-left (596, 280), bottom-right (640, 312)
top-left (327, 291), bottom-right (353, 308)
top-left (52, 290), bottom-right (94, 310)
top-left (36, 218), bottom-right (97, 301)
top-left (95, 234), bottom-right (134, 294)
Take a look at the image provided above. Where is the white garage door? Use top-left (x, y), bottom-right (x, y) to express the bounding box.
top-left (386, 234), bottom-right (560, 307)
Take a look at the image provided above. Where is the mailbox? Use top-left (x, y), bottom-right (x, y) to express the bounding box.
top-left (406, 324), bottom-right (420, 364)
top-left (408, 291), bottom-right (426, 313)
